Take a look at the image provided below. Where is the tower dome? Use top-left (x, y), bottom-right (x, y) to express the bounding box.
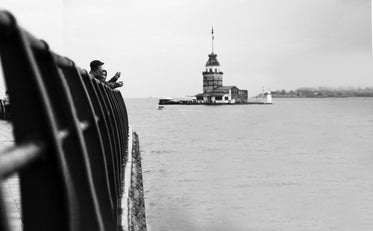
top-left (206, 53), bottom-right (220, 67)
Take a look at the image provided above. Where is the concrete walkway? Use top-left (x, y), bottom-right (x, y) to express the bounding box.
top-left (0, 120), bottom-right (22, 231)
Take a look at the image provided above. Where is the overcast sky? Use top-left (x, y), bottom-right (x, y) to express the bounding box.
top-left (1, 0), bottom-right (372, 98)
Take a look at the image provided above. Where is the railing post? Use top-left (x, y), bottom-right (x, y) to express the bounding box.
top-left (0, 11), bottom-right (73, 231)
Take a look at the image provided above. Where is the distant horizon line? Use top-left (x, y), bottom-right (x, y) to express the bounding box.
top-left (123, 85), bottom-right (373, 99)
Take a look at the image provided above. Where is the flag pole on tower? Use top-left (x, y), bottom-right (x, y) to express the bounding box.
top-left (211, 26), bottom-right (214, 53)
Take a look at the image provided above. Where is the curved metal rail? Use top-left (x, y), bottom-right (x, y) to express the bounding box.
top-left (0, 10), bottom-right (129, 231)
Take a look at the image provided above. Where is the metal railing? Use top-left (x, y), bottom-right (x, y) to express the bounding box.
top-left (0, 11), bottom-right (129, 231)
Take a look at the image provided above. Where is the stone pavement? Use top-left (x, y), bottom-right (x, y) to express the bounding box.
top-left (0, 120), bottom-right (22, 231)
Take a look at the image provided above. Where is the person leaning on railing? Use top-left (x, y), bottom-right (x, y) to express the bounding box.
top-left (89, 60), bottom-right (123, 89)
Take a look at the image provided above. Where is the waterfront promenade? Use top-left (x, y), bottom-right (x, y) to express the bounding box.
top-left (0, 119), bottom-right (147, 231)
top-left (0, 120), bottom-right (22, 231)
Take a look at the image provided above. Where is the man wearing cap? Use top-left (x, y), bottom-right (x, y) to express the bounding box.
top-left (89, 60), bottom-right (123, 89)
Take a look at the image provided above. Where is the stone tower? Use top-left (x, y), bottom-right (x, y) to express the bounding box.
top-left (203, 28), bottom-right (223, 93)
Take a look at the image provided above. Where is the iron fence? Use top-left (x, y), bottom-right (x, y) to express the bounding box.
top-left (0, 10), bottom-right (129, 231)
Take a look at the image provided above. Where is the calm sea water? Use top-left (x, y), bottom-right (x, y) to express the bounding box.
top-left (125, 97), bottom-right (373, 231)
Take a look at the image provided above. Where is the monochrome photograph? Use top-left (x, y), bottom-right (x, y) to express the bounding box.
top-left (0, 1), bottom-right (373, 231)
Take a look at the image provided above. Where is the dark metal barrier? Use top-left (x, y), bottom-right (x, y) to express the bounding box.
top-left (0, 11), bottom-right (129, 231)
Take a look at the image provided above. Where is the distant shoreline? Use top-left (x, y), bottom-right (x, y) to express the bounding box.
top-left (260, 87), bottom-right (373, 98)
top-left (269, 95), bottom-right (373, 98)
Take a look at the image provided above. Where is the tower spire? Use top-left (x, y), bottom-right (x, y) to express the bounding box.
top-left (211, 26), bottom-right (214, 53)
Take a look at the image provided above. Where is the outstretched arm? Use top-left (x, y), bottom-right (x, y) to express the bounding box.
top-left (107, 71), bottom-right (121, 83)
top-left (106, 81), bottom-right (123, 89)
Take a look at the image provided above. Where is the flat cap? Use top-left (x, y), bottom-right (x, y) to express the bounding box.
top-left (90, 60), bottom-right (104, 69)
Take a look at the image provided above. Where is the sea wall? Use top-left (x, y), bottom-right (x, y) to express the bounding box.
top-left (122, 131), bottom-right (147, 231)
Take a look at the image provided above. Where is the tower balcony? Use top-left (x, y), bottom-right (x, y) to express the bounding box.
top-left (202, 71), bottom-right (224, 75)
